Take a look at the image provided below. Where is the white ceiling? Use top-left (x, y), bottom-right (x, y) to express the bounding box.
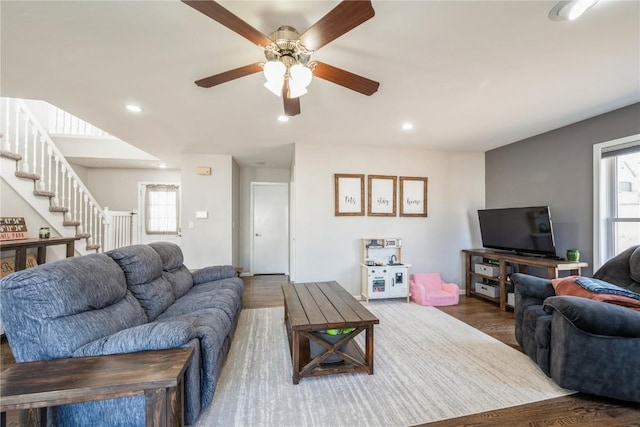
top-left (2, 1), bottom-right (639, 169)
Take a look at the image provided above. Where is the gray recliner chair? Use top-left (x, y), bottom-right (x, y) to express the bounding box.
top-left (512, 245), bottom-right (640, 403)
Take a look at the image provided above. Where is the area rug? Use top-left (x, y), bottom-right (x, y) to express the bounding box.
top-left (195, 300), bottom-right (572, 427)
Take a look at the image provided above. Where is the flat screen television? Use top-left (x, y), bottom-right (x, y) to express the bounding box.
top-left (477, 206), bottom-right (557, 257)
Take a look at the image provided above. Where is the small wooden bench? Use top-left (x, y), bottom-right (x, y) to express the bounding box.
top-left (282, 281), bottom-right (379, 384)
top-left (0, 348), bottom-right (193, 427)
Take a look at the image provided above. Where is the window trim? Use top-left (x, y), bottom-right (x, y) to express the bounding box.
top-left (593, 133), bottom-right (640, 269)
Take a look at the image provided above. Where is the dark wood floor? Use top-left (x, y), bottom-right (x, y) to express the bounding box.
top-left (3, 275), bottom-right (639, 426)
top-left (242, 275), bottom-right (640, 427)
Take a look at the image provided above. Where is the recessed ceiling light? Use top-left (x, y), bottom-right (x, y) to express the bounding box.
top-left (277, 115), bottom-right (290, 122)
top-left (158, 163), bottom-right (168, 169)
top-left (402, 122), bottom-right (414, 131)
top-left (549, 0), bottom-right (599, 21)
top-left (126, 104), bottom-right (142, 113)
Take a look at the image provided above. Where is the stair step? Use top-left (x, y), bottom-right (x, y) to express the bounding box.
top-left (76, 233), bottom-right (91, 239)
top-left (49, 206), bottom-right (69, 213)
top-left (86, 244), bottom-right (101, 251)
top-left (15, 170), bottom-right (41, 181)
top-left (63, 220), bottom-right (81, 227)
top-left (33, 190), bottom-right (56, 198)
top-left (0, 150), bottom-right (22, 161)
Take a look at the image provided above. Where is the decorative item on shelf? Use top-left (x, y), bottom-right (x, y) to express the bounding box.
top-left (0, 217), bottom-right (29, 241)
top-left (567, 248), bottom-right (580, 262)
top-left (39, 227), bottom-right (50, 239)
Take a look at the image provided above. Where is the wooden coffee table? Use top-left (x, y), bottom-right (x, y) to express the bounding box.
top-left (0, 347), bottom-right (193, 427)
top-left (282, 281), bottom-right (379, 384)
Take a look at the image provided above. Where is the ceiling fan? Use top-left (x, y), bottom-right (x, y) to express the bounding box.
top-left (182, 0), bottom-right (380, 117)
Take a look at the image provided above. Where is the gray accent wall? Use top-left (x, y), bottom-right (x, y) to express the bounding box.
top-left (485, 103), bottom-right (640, 274)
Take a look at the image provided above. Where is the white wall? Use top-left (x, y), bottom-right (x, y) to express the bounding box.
top-left (180, 154), bottom-right (234, 269)
top-left (239, 167), bottom-right (290, 271)
top-left (84, 168), bottom-right (180, 211)
top-left (293, 143), bottom-right (485, 295)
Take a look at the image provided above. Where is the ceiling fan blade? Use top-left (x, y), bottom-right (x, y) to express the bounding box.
top-left (194, 63), bottom-right (263, 88)
top-left (312, 62), bottom-right (379, 96)
top-left (300, 0), bottom-right (375, 52)
top-left (182, 0), bottom-right (272, 47)
top-left (282, 80), bottom-right (301, 116)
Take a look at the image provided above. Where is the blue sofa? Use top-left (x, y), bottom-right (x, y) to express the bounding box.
top-left (512, 245), bottom-right (640, 403)
top-left (0, 242), bottom-right (243, 426)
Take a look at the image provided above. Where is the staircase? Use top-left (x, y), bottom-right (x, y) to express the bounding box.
top-left (0, 97), bottom-right (133, 255)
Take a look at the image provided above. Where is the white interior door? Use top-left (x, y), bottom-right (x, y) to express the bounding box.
top-left (252, 183), bottom-right (289, 274)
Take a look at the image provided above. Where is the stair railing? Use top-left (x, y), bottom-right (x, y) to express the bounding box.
top-left (1, 97), bottom-right (133, 252)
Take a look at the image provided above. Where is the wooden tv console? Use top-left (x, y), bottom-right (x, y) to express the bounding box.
top-left (462, 249), bottom-right (588, 311)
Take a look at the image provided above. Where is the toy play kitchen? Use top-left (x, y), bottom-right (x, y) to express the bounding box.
top-left (360, 238), bottom-right (410, 303)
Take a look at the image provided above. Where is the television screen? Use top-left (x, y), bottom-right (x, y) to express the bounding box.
top-left (477, 206), bottom-right (557, 257)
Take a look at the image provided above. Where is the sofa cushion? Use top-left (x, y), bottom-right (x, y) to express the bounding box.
top-left (552, 276), bottom-right (640, 309)
top-left (0, 254), bottom-right (147, 361)
top-left (149, 241), bottom-right (193, 298)
top-left (106, 245), bottom-right (175, 320)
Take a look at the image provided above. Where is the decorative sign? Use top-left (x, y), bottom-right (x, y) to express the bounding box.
top-left (368, 175), bottom-right (397, 216)
top-left (335, 174), bottom-right (365, 216)
top-left (0, 217), bottom-right (29, 241)
top-left (400, 176), bottom-right (428, 217)
top-left (0, 254), bottom-right (38, 278)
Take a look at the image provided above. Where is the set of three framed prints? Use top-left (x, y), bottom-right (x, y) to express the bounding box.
top-left (334, 174), bottom-right (428, 217)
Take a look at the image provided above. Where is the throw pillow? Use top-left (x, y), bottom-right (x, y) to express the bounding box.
top-left (552, 276), bottom-right (640, 309)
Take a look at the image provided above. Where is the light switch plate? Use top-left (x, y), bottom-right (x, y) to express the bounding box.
top-left (195, 210), bottom-right (208, 219)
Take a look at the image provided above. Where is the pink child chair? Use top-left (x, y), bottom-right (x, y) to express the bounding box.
top-left (410, 272), bottom-right (460, 306)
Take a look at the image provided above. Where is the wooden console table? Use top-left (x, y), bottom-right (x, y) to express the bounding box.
top-left (0, 237), bottom-right (79, 271)
top-left (0, 347), bottom-right (193, 427)
top-left (463, 249), bottom-right (588, 311)
top-left (282, 281), bottom-right (379, 384)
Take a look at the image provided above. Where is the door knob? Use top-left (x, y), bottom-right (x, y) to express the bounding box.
top-left (255, 233), bottom-right (262, 237)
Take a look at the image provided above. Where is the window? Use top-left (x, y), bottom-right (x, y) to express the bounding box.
top-left (144, 184), bottom-right (180, 235)
top-left (594, 135), bottom-right (640, 268)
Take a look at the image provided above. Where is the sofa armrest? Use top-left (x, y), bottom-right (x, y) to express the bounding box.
top-left (192, 265), bottom-right (238, 285)
top-left (73, 320), bottom-right (193, 357)
top-left (544, 295), bottom-right (640, 338)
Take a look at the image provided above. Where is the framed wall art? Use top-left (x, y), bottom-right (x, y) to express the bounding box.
top-left (368, 175), bottom-right (397, 216)
top-left (334, 174), bottom-right (365, 216)
top-left (399, 176), bottom-right (428, 217)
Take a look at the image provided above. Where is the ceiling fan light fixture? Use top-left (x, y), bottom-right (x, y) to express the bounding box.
top-left (549, 0), bottom-right (599, 21)
top-left (290, 63), bottom-right (313, 88)
top-left (263, 60), bottom-right (286, 82)
top-left (264, 79), bottom-right (284, 97)
top-left (288, 84), bottom-right (308, 98)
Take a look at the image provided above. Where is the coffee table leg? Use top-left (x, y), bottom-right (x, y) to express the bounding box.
top-left (19, 408), bottom-right (46, 427)
top-left (366, 325), bottom-right (374, 375)
top-left (292, 330), bottom-right (300, 385)
top-left (145, 388), bottom-right (167, 427)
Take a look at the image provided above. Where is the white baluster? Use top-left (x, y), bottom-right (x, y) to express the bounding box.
top-left (31, 125), bottom-right (37, 176)
top-left (60, 165), bottom-right (66, 210)
top-left (72, 181), bottom-right (78, 222)
top-left (14, 104), bottom-right (19, 153)
top-left (66, 170), bottom-right (72, 220)
top-left (21, 110), bottom-right (29, 173)
top-left (47, 147), bottom-right (53, 193)
top-left (38, 136), bottom-right (46, 190)
top-left (52, 156), bottom-right (60, 206)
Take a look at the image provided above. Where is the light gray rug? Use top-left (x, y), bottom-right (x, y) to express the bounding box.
top-left (195, 300), bottom-right (572, 427)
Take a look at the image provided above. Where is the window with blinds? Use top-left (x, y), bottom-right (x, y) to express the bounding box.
top-left (144, 184), bottom-right (180, 235)
top-left (599, 138), bottom-right (640, 260)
